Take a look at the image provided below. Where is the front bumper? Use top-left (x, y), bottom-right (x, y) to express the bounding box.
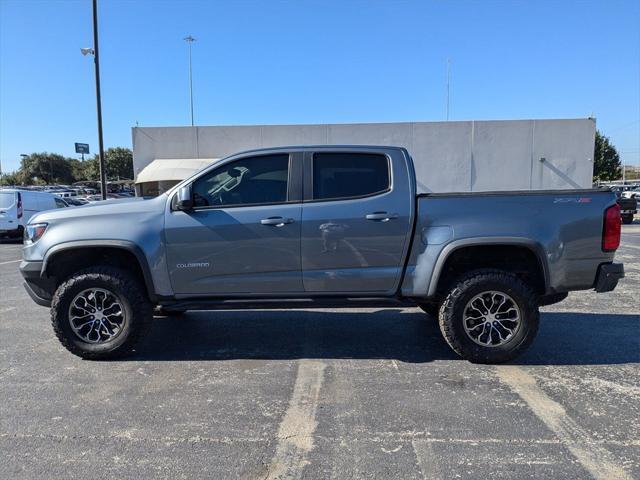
top-left (594, 263), bottom-right (624, 293)
top-left (19, 260), bottom-right (54, 307)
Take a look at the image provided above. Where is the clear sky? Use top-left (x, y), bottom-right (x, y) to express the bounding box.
top-left (1, 0), bottom-right (639, 173)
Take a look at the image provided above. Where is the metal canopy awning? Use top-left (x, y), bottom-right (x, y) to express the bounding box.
top-left (135, 158), bottom-right (217, 184)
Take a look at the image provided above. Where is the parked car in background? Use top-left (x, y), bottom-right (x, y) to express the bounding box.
top-left (0, 189), bottom-right (68, 238)
top-left (64, 197), bottom-right (90, 206)
top-left (53, 190), bottom-right (78, 199)
top-left (621, 186), bottom-right (640, 199)
top-left (85, 194), bottom-right (125, 202)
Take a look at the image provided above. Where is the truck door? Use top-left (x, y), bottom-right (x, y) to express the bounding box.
top-left (164, 152), bottom-right (304, 295)
top-left (301, 149), bottom-right (414, 294)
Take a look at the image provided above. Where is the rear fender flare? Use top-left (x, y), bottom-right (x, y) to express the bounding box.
top-left (427, 237), bottom-right (550, 297)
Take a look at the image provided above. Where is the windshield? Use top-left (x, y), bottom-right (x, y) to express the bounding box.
top-left (0, 192), bottom-right (16, 209)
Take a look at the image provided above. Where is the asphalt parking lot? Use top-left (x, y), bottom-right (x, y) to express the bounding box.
top-left (1, 223), bottom-right (639, 480)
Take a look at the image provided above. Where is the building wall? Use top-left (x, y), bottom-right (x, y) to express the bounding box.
top-left (132, 118), bottom-right (595, 193)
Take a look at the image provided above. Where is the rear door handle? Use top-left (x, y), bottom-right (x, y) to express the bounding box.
top-left (261, 216), bottom-right (294, 227)
top-left (365, 212), bottom-right (398, 222)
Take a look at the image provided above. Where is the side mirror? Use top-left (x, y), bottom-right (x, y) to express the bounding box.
top-left (176, 185), bottom-right (193, 211)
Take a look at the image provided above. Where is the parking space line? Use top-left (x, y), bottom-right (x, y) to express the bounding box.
top-left (265, 360), bottom-right (326, 480)
top-left (412, 439), bottom-right (444, 480)
top-left (0, 259), bottom-right (21, 265)
top-left (496, 366), bottom-right (631, 480)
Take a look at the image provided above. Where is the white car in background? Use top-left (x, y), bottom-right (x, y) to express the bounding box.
top-left (53, 190), bottom-right (78, 199)
top-left (0, 189), bottom-right (68, 238)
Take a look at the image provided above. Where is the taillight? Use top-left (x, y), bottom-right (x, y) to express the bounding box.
top-left (602, 204), bottom-right (621, 252)
top-left (17, 192), bottom-right (23, 219)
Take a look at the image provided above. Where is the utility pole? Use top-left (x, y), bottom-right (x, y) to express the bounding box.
top-left (184, 35), bottom-right (196, 127)
top-left (92, 0), bottom-right (107, 199)
top-left (446, 58), bottom-right (451, 121)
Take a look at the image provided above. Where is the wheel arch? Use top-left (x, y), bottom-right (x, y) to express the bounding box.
top-left (42, 240), bottom-right (157, 302)
top-left (428, 237), bottom-right (550, 297)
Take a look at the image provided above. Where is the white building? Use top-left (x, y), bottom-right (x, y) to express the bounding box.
top-left (132, 118), bottom-right (595, 195)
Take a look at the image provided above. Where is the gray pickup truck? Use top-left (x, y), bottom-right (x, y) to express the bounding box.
top-left (20, 146), bottom-right (624, 363)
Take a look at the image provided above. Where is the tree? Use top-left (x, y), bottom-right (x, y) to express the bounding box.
top-left (0, 171), bottom-right (21, 186)
top-left (83, 147), bottom-right (134, 181)
top-left (18, 153), bottom-right (75, 184)
top-left (593, 131), bottom-right (621, 182)
top-left (68, 159), bottom-right (88, 182)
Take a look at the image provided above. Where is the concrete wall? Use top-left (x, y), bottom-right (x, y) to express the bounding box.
top-left (132, 119), bottom-right (595, 193)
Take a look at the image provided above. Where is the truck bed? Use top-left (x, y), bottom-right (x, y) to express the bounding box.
top-left (401, 188), bottom-right (618, 298)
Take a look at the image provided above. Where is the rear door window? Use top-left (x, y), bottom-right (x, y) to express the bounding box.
top-left (312, 153), bottom-right (390, 201)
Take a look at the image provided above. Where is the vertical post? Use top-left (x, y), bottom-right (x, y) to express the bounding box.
top-left (189, 40), bottom-right (194, 127)
top-left (93, 0), bottom-right (107, 200)
top-left (184, 36), bottom-right (196, 126)
top-left (446, 58), bottom-right (451, 121)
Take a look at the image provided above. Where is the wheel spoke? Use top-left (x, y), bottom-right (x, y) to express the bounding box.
top-left (494, 320), bottom-right (514, 335)
top-left (492, 294), bottom-right (507, 314)
top-left (73, 318), bottom-right (96, 330)
top-left (476, 297), bottom-right (490, 314)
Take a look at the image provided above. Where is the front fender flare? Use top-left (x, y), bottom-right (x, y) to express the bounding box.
top-left (42, 240), bottom-right (157, 301)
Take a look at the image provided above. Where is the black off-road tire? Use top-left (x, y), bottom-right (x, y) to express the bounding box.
top-left (51, 266), bottom-right (153, 360)
top-left (438, 269), bottom-right (539, 364)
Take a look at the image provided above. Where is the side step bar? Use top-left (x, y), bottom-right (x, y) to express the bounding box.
top-left (159, 297), bottom-right (418, 312)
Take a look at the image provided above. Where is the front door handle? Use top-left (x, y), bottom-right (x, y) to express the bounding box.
top-left (261, 216), bottom-right (294, 227)
top-left (365, 212), bottom-right (398, 222)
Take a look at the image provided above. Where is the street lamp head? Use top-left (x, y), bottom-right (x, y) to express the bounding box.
top-left (184, 35), bottom-right (196, 43)
top-left (80, 47), bottom-right (95, 56)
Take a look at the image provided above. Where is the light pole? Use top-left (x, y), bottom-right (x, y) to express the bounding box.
top-left (446, 58), bottom-right (451, 121)
top-left (81, 0), bottom-right (107, 200)
top-left (184, 35), bottom-right (196, 127)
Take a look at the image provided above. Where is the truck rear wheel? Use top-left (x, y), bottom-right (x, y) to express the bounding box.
top-left (50, 266), bottom-right (153, 360)
top-left (622, 214), bottom-right (634, 225)
top-left (438, 269), bottom-right (539, 364)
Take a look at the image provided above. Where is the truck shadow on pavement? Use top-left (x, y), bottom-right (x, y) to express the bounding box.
top-left (130, 309), bottom-right (640, 366)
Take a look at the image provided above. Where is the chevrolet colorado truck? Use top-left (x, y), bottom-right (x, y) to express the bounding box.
top-left (20, 146), bottom-right (624, 363)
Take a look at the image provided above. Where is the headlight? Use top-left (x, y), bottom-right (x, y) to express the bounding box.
top-left (24, 223), bottom-right (48, 244)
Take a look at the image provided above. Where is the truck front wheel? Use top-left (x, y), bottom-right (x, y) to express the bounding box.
top-left (438, 269), bottom-right (539, 364)
top-left (50, 266), bottom-right (153, 360)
